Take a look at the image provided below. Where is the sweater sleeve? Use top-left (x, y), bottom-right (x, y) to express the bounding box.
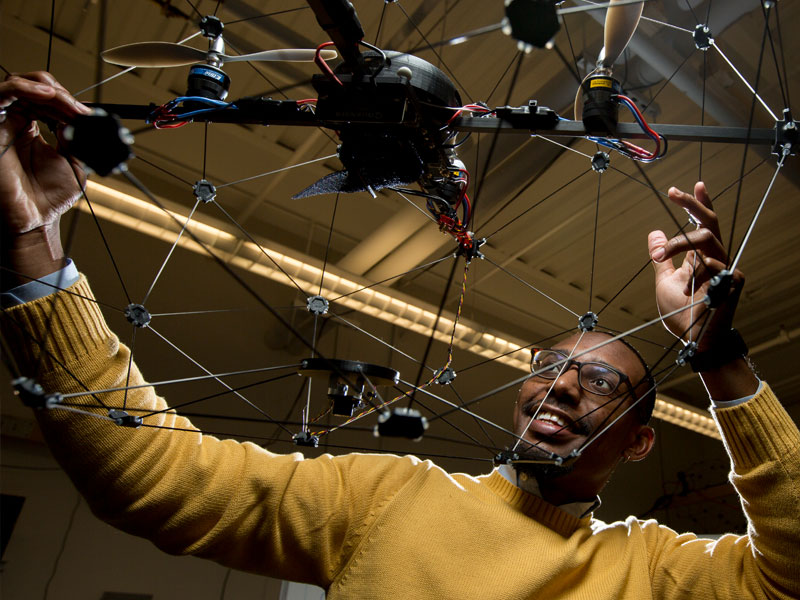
top-left (642, 383), bottom-right (800, 599)
top-left (0, 277), bottom-right (424, 588)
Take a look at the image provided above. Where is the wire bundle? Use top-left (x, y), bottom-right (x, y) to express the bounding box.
top-left (587, 95), bottom-right (667, 162)
top-left (148, 96), bottom-right (237, 129)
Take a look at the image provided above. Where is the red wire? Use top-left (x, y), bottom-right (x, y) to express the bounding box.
top-left (315, 41), bottom-right (343, 86)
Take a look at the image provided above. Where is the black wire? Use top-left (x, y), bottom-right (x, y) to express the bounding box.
top-left (210, 201), bottom-right (307, 296)
top-left (471, 51), bottom-right (525, 228)
top-left (772, 1), bottom-right (792, 110)
top-left (225, 6), bottom-right (309, 26)
top-left (375, 1), bottom-right (388, 46)
top-left (42, 493), bottom-right (81, 600)
top-left (77, 191), bottom-right (132, 304)
top-left (358, 40), bottom-right (387, 78)
top-left (553, 44), bottom-right (583, 86)
top-left (641, 50), bottom-right (694, 115)
top-left (394, 1), bottom-right (472, 101)
top-left (202, 122), bottom-right (209, 179)
top-left (46, 0), bottom-right (55, 72)
top-left (682, 0), bottom-right (700, 25)
top-left (139, 372), bottom-right (297, 426)
top-left (184, 0), bottom-right (203, 19)
top-left (319, 193), bottom-right (340, 296)
top-left (460, 329), bottom-right (572, 373)
top-left (760, 2), bottom-right (789, 111)
top-left (328, 255), bottom-right (451, 303)
top-left (219, 568), bottom-right (232, 600)
top-left (482, 168), bottom-right (592, 240)
top-left (726, 18), bottom-right (769, 269)
top-left (588, 173), bottom-right (602, 312)
top-left (0, 266), bottom-right (123, 313)
top-left (560, 12), bottom-right (584, 84)
top-left (133, 156), bottom-right (194, 186)
top-left (699, 49), bottom-right (707, 182)
top-left (485, 52), bottom-right (520, 106)
top-left (407, 259), bottom-right (460, 410)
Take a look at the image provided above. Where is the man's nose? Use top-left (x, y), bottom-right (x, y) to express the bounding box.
top-left (552, 365), bottom-right (582, 404)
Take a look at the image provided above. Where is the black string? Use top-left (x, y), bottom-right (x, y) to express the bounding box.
top-left (319, 194), bottom-right (340, 296)
top-left (760, 2), bottom-right (789, 110)
top-left (726, 18), bottom-right (769, 268)
top-left (588, 173), bottom-right (602, 312)
top-left (46, 0), bottom-right (56, 72)
top-left (407, 259), bottom-right (460, 409)
top-left (471, 51), bottom-right (525, 228)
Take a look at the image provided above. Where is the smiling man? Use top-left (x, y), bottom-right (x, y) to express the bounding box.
top-left (510, 332), bottom-right (656, 508)
top-left (2, 72), bottom-right (799, 600)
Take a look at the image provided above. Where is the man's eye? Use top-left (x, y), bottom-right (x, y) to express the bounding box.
top-left (589, 377), bottom-right (611, 391)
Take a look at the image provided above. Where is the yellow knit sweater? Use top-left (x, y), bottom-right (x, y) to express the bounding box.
top-left (3, 278), bottom-right (799, 599)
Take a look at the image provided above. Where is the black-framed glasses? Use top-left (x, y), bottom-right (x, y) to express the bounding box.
top-left (530, 349), bottom-right (630, 396)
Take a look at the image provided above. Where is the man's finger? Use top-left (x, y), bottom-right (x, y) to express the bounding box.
top-left (668, 184), bottom-right (722, 239)
top-left (661, 227), bottom-right (728, 264)
top-left (648, 230), bottom-right (675, 282)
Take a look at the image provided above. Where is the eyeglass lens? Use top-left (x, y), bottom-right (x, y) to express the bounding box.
top-left (531, 350), bottom-right (621, 396)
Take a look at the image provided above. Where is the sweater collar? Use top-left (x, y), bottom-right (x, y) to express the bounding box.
top-left (496, 465), bottom-right (601, 519)
top-left (482, 470), bottom-right (593, 536)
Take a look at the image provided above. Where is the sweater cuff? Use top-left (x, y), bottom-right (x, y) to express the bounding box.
top-left (0, 275), bottom-right (113, 376)
top-left (711, 382), bottom-right (799, 470)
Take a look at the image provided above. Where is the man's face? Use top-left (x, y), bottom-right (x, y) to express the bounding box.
top-left (512, 332), bottom-right (653, 492)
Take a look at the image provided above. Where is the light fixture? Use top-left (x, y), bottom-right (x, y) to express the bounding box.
top-left (79, 178), bottom-right (721, 439)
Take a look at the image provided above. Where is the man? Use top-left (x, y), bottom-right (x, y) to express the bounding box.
top-left (1, 72), bottom-right (798, 599)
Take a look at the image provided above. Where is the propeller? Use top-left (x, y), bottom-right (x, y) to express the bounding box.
top-left (597, 0), bottom-right (644, 69)
top-left (102, 42), bottom-right (337, 68)
top-left (574, 0), bottom-right (644, 122)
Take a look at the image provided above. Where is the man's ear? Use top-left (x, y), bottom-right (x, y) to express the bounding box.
top-left (626, 425), bottom-right (655, 462)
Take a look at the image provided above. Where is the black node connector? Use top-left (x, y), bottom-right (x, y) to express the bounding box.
top-left (306, 295), bottom-right (330, 316)
top-left (591, 152), bottom-right (610, 173)
top-left (435, 367), bottom-right (457, 385)
top-left (293, 431), bottom-right (320, 447)
top-left (199, 15), bottom-right (224, 38)
top-left (705, 269), bottom-right (733, 308)
top-left (774, 109), bottom-right (798, 157)
top-left (493, 450), bottom-right (520, 466)
top-left (578, 312), bottom-right (599, 332)
top-left (456, 237), bottom-right (485, 263)
top-left (108, 409), bottom-right (143, 428)
top-left (503, 0), bottom-right (560, 49)
top-left (676, 341), bottom-right (698, 367)
top-left (12, 377), bottom-right (62, 409)
top-left (193, 180), bottom-right (217, 203)
top-left (62, 110), bottom-right (133, 177)
top-left (374, 407), bottom-right (428, 441)
top-left (125, 304), bottom-right (151, 328)
top-left (693, 24), bottom-right (713, 51)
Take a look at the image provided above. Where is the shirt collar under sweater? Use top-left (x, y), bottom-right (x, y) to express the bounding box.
top-left (496, 465), bottom-right (600, 519)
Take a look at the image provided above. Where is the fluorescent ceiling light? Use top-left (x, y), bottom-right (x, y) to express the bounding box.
top-left (79, 178), bottom-right (720, 439)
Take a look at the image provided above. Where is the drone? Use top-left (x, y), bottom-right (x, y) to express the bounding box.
top-left (74, 0), bottom-right (793, 250)
top-left (56, 0), bottom-right (796, 461)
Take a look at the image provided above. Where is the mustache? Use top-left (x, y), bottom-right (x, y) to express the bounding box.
top-left (520, 399), bottom-right (592, 436)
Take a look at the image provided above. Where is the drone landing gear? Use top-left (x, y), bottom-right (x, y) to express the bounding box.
top-left (298, 358), bottom-right (399, 418)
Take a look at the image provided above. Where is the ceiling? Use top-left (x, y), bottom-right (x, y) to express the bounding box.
top-left (2, 0), bottom-right (799, 524)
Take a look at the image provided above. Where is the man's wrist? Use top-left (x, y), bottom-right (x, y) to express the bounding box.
top-left (699, 356), bottom-right (760, 402)
top-left (1, 224), bottom-right (66, 291)
top-left (688, 328), bottom-right (748, 373)
top-left (0, 259), bottom-right (78, 308)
